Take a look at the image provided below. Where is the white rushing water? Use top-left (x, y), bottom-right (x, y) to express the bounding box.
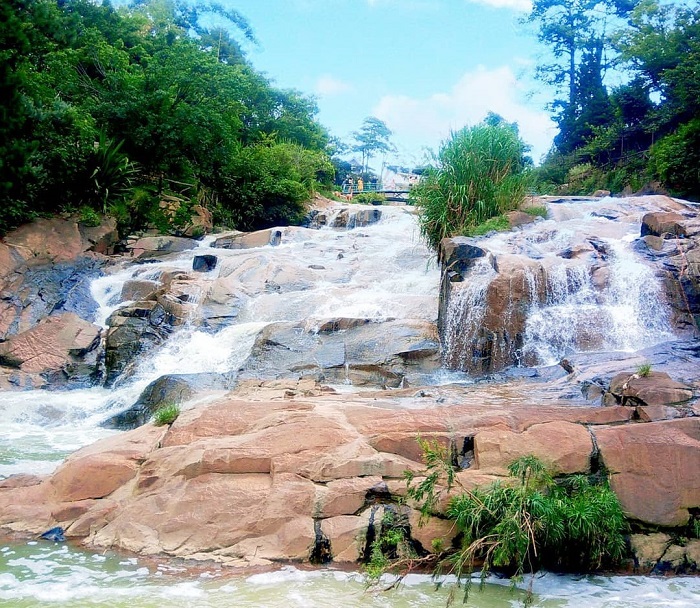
top-left (2, 201), bottom-right (697, 606)
top-left (2, 542), bottom-right (700, 607)
top-left (444, 197), bottom-right (677, 367)
top-left (0, 205), bottom-right (439, 479)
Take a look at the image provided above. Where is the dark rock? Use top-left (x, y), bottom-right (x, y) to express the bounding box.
top-left (40, 527), bottom-right (66, 542)
top-left (104, 301), bottom-right (172, 384)
top-left (102, 372), bottom-right (231, 429)
top-left (0, 257), bottom-right (104, 340)
top-left (193, 254), bottom-right (217, 272)
top-left (438, 237), bottom-right (487, 274)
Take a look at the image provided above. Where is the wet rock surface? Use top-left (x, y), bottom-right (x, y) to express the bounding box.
top-left (238, 318), bottom-right (440, 387)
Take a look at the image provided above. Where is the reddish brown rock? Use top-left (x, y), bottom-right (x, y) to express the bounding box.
top-left (595, 419), bottom-right (700, 526)
top-left (212, 229), bottom-right (282, 250)
top-left (3, 217), bottom-right (84, 263)
top-left (608, 371), bottom-right (694, 406)
top-left (641, 212), bottom-right (687, 238)
top-left (506, 210), bottom-right (536, 228)
top-left (475, 420), bottom-right (593, 475)
top-left (0, 312), bottom-right (101, 375)
top-left (320, 515), bottom-right (369, 562)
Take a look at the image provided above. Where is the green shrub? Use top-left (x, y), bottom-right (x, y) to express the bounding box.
top-left (467, 214), bottom-right (510, 236)
top-left (153, 403), bottom-right (180, 426)
top-left (212, 141), bottom-right (329, 230)
top-left (392, 448), bottom-right (628, 604)
top-left (411, 122), bottom-right (530, 249)
top-left (353, 192), bottom-right (386, 205)
top-left (650, 119), bottom-right (700, 198)
top-left (78, 206), bottom-right (101, 227)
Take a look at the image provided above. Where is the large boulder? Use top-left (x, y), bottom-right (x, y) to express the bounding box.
top-left (103, 372), bottom-right (232, 430)
top-left (127, 236), bottom-right (198, 259)
top-left (212, 229), bottom-right (282, 249)
top-left (1, 392), bottom-right (696, 564)
top-left (238, 318), bottom-right (440, 388)
top-left (607, 371), bottom-right (694, 406)
top-left (595, 418), bottom-right (700, 526)
top-left (0, 313), bottom-right (102, 388)
top-left (0, 256), bottom-right (104, 341)
top-left (440, 253), bottom-right (544, 373)
top-left (641, 212), bottom-right (687, 238)
top-left (104, 301), bottom-right (173, 384)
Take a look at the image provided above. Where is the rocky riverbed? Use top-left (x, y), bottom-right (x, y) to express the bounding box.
top-left (0, 195), bottom-right (699, 575)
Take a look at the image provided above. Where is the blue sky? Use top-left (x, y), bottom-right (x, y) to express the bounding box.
top-left (229, 0), bottom-right (556, 166)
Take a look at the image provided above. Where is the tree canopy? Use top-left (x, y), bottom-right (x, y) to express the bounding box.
top-left (0, 0), bottom-right (332, 235)
top-left (530, 0), bottom-right (700, 198)
top-left (352, 117), bottom-right (395, 173)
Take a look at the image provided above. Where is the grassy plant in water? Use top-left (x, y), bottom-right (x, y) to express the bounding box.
top-left (153, 403), bottom-right (180, 426)
top-left (396, 448), bottom-right (628, 605)
top-left (410, 122), bottom-right (530, 249)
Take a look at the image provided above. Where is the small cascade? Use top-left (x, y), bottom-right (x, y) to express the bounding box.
top-left (441, 198), bottom-right (679, 372)
top-left (442, 259), bottom-right (495, 370)
top-left (523, 240), bottom-right (674, 365)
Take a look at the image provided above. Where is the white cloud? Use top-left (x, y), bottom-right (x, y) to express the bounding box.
top-left (315, 75), bottom-right (353, 97)
top-left (465, 0), bottom-right (532, 10)
top-left (373, 65), bottom-right (555, 164)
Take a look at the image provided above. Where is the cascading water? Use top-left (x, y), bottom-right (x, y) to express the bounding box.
top-left (523, 238), bottom-right (674, 365)
top-left (443, 197), bottom-right (679, 371)
top-left (3, 200), bottom-right (700, 607)
top-left (442, 258), bottom-right (495, 370)
top-left (0, 205), bottom-right (439, 478)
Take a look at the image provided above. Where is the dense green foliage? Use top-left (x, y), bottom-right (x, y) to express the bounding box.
top-left (0, 0), bottom-right (332, 235)
top-left (410, 121), bottom-right (530, 249)
top-left (530, 1), bottom-right (700, 199)
top-left (369, 446), bottom-right (628, 605)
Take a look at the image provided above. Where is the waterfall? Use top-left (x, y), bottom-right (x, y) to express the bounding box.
top-left (442, 198), bottom-right (678, 371)
top-left (442, 259), bottom-right (495, 370)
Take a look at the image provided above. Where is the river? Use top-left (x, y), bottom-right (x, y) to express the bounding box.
top-left (1, 201), bottom-right (699, 606)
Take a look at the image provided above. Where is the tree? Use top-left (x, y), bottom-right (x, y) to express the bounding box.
top-left (352, 117), bottom-right (395, 173)
top-left (528, 0), bottom-right (640, 154)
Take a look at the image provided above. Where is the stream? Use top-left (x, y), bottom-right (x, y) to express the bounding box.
top-left (1, 201), bottom-right (699, 606)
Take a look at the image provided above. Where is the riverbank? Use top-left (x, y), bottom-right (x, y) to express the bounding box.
top-left (0, 196), bottom-right (698, 588)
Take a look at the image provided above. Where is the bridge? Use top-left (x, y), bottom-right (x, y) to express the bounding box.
top-left (340, 182), bottom-right (411, 198)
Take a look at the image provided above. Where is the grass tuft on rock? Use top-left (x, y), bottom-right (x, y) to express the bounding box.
top-left (636, 363), bottom-right (652, 377)
top-left (410, 122), bottom-right (530, 249)
top-left (152, 403), bottom-right (180, 426)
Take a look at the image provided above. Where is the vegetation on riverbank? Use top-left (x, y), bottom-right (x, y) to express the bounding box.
top-left (366, 447), bottom-right (628, 605)
top-left (410, 120), bottom-right (531, 249)
top-left (0, 0), bottom-right (332, 236)
top-left (528, 1), bottom-right (700, 200)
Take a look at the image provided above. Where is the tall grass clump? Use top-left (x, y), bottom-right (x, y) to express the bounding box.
top-left (411, 122), bottom-right (530, 249)
top-left (368, 444), bottom-right (628, 606)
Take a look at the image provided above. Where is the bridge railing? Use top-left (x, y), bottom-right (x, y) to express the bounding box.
top-left (341, 182), bottom-right (383, 194)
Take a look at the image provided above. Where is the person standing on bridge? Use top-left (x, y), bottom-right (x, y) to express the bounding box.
top-left (357, 177), bottom-right (364, 192)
